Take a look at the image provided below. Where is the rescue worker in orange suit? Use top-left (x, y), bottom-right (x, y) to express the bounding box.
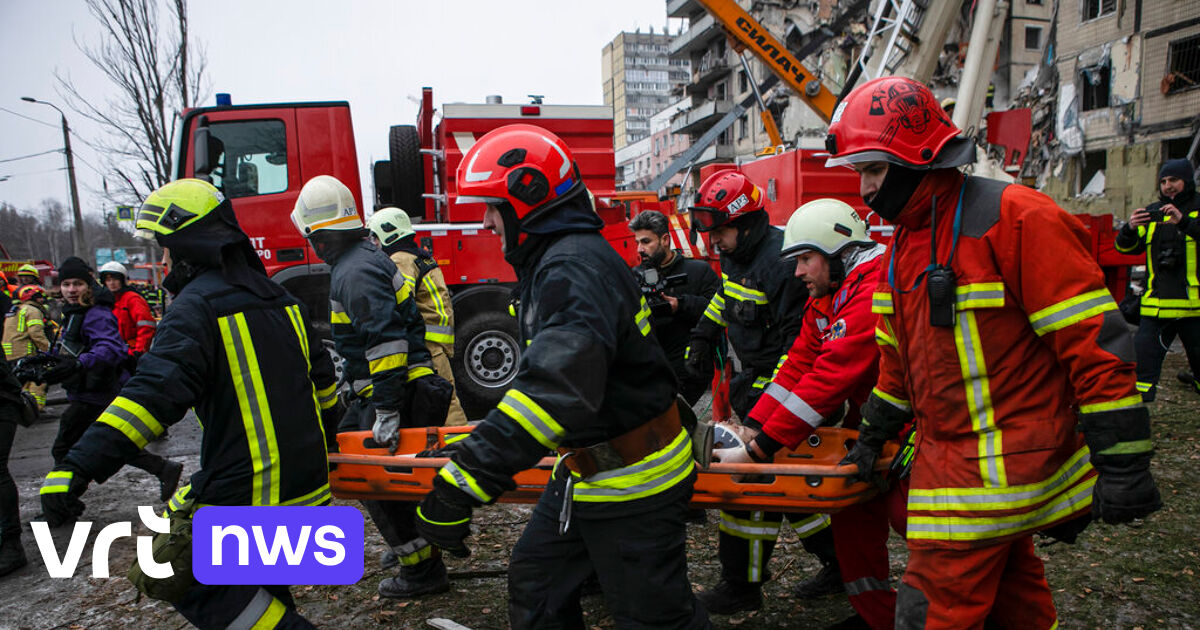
top-left (826, 77), bottom-right (1162, 629)
top-left (711, 198), bottom-right (907, 629)
top-left (414, 124), bottom-right (710, 628)
top-left (684, 171), bottom-right (840, 613)
top-left (366, 207), bottom-right (468, 427)
top-left (98, 262), bottom-right (157, 360)
top-left (1114, 159), bottom-right (1200, 400)
top-left (292, 176), bottom-right (453, 600)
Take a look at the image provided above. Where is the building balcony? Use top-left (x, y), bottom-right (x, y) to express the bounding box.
top-left (692, 50), bottom-right (733, 90)
top-left (669, 14), bottom-right (721, 57)
top-left (667, 0), bottom-right (702, 19)
top-left (670, 99), bottom-right (734, 135)
top-left (695, 143), bottom-right (738, 164)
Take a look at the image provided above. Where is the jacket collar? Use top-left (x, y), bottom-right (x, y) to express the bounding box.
top-left (890, 169), bottom-right (965, 231)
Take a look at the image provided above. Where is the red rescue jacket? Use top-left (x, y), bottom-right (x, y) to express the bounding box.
top-left (111, 288), bottom-right (156, 354)
top-left (749, 249), bottom-right (884, 448)
top-left (872, 170), bottom-right (1138, 550)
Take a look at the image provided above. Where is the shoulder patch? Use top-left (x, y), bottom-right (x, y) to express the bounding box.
top-left (960, 176), bottom-right (1007, 238)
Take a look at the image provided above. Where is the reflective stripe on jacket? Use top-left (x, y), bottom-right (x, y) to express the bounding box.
top-left (875, 172), bottom-right (1139, 549)
top-left (3, 302), bottom-right (51, 360)
top-left (388, 250), bottom-right (456, 349)
top-left (111, 288), bottom-right (157, 353)
top-left (1114, 194), bottom-right (1200, 317)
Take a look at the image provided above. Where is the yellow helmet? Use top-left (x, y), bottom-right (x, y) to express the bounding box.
top-left (16, 264), bottom-right (39, 279)
top-left (136, 179), bottom-right (226, 239)
top-left (366, 207), bottom-right (415, 247)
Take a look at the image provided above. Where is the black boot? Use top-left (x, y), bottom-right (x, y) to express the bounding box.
top-left (795, 562), bottom-right (844, 598)
top-left (696, 579), bottom-right (762, 614)
top-left (378, 555), bottom-right (449, 598)
top-left (0, 536), bottom-right (28, 578)
top-left (379, 549), bottom-right (399, 570)
top-left (158, 460), bottom-right (183, 503)
top-left (1178, 371), bottom-right (1200, 394)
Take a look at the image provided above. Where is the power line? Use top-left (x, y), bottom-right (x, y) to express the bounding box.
top-left (0, 148), bottom-right (62, 164)
top-left (0, 167), bottom-right (68, 179)
top-left (0, 107), bottom-right (60, 129)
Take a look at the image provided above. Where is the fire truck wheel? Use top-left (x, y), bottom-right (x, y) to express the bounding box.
top-left (388, 125), bottom-right (424, 218)
top-left (452, 310), bottom-right (521, 419)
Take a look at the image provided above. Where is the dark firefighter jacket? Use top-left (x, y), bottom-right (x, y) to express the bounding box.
top-left (692, 223), bottom-right (808, 381)
top-left (64, 269), bottom-right (339, 507)
top-left (439, 230), bottom-right (691, 518)
top-left (1114, 182), bottom-right (1200, 317)
top-left (328, 241), bottom-right (433, 410)
top-left (639, 251), bottom-right (721, 381)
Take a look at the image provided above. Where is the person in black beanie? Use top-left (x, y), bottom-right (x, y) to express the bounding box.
top-left (1115, 158), bottom-right (1200, 400)
top-left (37, 257), bottom-right (182, 503)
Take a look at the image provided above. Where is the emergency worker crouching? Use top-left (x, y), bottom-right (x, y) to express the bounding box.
top-left (629, 210), bottom-right (720, 405)
top-left (1114, 158), bottom-right (1200, 400)
top-left (39, 179), bottom-right (337, 629)
top-left (292, 176), bottom-right (454, 599)
top-left (414, 124), bottom-right (709, 628)
top-left (828, 76), bottom-right (1161, 629)
top-left (684, 170), bottom-right (840, 609)
top-left (367, 207), bottom-right (468, 426)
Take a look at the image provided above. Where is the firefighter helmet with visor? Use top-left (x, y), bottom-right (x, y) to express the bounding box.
top-left (781, 199), bottom-right (873, 260)
top-left (689, 170), bottom-right (766, 233)
top-left (367, 207), bottom-right (415, 247)
top-left (291, 175), bottom-right (364, 237)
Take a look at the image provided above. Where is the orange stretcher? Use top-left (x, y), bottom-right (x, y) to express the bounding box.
top-left (328, 426), bottom-right (898, 514)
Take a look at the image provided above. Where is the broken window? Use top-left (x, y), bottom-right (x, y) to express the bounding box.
top-left (1164, 34), bottom-right (1200, 95)
top-left (1079, 62), bottom-right (1110, 111)
top-left (739, 114), bottom-right (749, 140)
top-left (1077, 150), bottom-right (1107, 196)
top-left (739, 70), bottom-right (749, 93)
top-left (1081, 0), bottom-right (1115, 22)
top-left (1024, 26), bottom-right (1042, 51)
top-left (1163, 136), bottom-right (1195, 162)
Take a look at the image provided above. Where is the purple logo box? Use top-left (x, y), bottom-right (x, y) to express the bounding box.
top-left (192, 506), bottom-right (364, 585)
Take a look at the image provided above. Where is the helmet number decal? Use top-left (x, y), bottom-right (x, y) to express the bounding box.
top-left (727, 194), bottom-right (750, 213)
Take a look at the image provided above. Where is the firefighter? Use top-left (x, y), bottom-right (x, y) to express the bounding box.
top-left (683, 170), bottom-right (840, 611)
top-left (15, 264), bottom-right (41, 288)
top-left (3, 285), bottom-right (53, 409)
top-left (826, 76), bottom-right (1162, 629)
top-left (292, 176), bottom-right (453, 599)
top-left (40, 179), bottom-right (337, 628)
top-left (1114, 158), bottom-right (1200, 400)
top-left (98, 261), bottom-right (157, 360)
top-left (366, 206), bottom-right (468, 427)
top-left (707, 199), bottom-right (907, 628)
top-left (629, 210), bottom-right (721, 405)
top-left (414, 124), bottom-right (709, 628)
top-left (0, 361), bottom-right (36, 577)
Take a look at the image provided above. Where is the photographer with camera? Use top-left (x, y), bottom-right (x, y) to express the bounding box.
top-left (1116, 158), bottom-right (1200, 401)
top-left (629, 211), bottom-right (719, 405)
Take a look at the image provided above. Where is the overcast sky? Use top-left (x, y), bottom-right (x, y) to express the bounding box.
top-left (0, 0), bottom-right (679, 221)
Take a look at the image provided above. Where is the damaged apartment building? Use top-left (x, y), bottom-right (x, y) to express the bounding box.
top-left (1025, 0), bottom-right (1200, 216)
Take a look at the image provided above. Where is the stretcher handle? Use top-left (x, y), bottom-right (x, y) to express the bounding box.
top-left (326, 453), bottom-right (894, 478)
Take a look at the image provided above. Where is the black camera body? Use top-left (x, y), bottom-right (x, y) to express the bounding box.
top-left (634, 267), bottom-right (688, 320)
top-left (1146, 207), bottom-right (1166, 223)
top-left (12, 353), bottom-right (59, 384)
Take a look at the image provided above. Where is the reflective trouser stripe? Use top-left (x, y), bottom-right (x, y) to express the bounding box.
top-left (219, 313), bottom-right (281, 507)
top-left (227, 588), bottom-right (287, 630)
top-left (718, 510), bottom-right (778, 583)
top-left (789, 513), bottom-right (831, 538)
top-left (392, 536), bottom-right (433, 566)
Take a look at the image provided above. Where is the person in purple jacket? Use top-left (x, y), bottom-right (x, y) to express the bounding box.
top-left (39, 257), bottom-right (182, 503)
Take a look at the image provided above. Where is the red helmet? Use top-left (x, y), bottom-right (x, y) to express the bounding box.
top-left (455, 124), bottom-right (582, 223)
top-left (17, 285), bottom-right (46, 302)
top-left (689, 170), bottom-right (766, 233)
top-left (825, 77), bottom-right (973, 169)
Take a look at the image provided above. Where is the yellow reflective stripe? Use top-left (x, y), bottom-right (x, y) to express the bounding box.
top-left (718, 510), bottom-right (782, 540)
top-left (872, 387), bottom-right (911, 413)
top-left (438, 462), bottom-right (493, 503)
top-left (635, 296), bottom-right (652, 336)
top-left (722, 276), bottom-right (768, 304)
top-left (283, 305), bottom-right (310, 364)
top-left (954, 310), bottom-right (1006, 488)
top-left (407, 366), bottom-right (434, 381)
top-left (789, 513), bottom-right (831, 537)
top-left (871, 291), bottom-right (894, 314)
top-left (398, 544), bottom-right (434, 566)
top-left (1028, 288), bottom-right (1116, 336)
top-left (572, 429), bottom-right (694, 502)
top-left (909, 446), bottom-right (1092, 510)
top-left (955, 282), bottom-right (1005, 309)
top-left (1135, 381), bottom-right (1153, 393)
top-left (219, 313), bottom-right (281, 506)
top-left (330, 299), bottom-right (350, 324)
top-left (369, 353), bottom-right (407, 374)
top-left (393, 270), bottom-right (413, 304)
top-left (169, 484), bottom-right (194, 513)
top-left (1098, 439), bottom-right (1154, 455)
top-left (422, 274), bottom-right (452, 328)
top-left (907, 476), bottom-right (1094, 542)
top-left (424, 324), bottom-right (455, 345)
top-left (703, 292), bottom-right (726, 326)
top-left (281, 483), bottom-right (332, 507)
top-left (316, 382), bottom-right (338, 410)
top-left (97, 396), bottom-right (165, 449)
top-left (248, 595), bottom-right (287, 630)
top-left (498, 389), bottom-right (564, 449)
top-left (40, 470), bottom-right (73, 495)
top-left (1079, 394), bottom-right (1142, 414)
top-left (875, 325), bottom-right (898, 349)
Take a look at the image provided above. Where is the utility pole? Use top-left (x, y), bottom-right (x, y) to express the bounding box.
top-left (22, 97), bottom-right (86, 259)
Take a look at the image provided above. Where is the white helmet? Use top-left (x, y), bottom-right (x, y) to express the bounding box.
top-left (781, 199), bottom-right (872, 260)
top-left (367, 207), bottom-right (415, 247)
top-left (291, 175), bottom-right (363, 237)
top-left (98, 261), bottom-right (128, 280)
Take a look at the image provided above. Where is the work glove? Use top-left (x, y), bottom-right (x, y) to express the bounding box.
top-left (41, 356), bottom-right (82, 385)
top-left (39, 466), bottom-right (89, 528)
top-left (1080, 406), bottom-right (1162, 524)
top-left (840, 440), bottom-right (881, 486)
top-left (371, 407), bottom-right (403, 454)
top-left (416, 478), bottom-right (474, 558)
top-left (684, 337), bottom-right (713, 379)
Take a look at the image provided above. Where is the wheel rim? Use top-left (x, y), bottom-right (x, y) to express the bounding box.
top-left (465, 329), bottom-right (519, 389)
top-left (323, 339), bottom-right (346, 386)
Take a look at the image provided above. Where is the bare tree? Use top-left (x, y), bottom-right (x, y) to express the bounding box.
top-left (56, 0), bottom-right (208, 205)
